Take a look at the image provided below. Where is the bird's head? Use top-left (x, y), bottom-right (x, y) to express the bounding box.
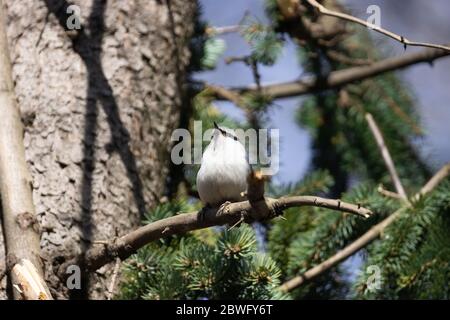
top-left (213, 121), bottom-right (239, 142)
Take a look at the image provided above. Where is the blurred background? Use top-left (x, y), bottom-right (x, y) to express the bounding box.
top-left (196, 0), bottom-right (450, 184)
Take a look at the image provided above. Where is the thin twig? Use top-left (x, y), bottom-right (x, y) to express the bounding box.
top-left (305, 0), bottom-right (450, 52)
top-left (92, 240), bottom-right (109, 245)
top-left (365, 113), bottom-right (408, 200)
top-left (326, 50), bottom-right (372, 66)
top-left (227, 216), bottom-right (245, 231)
top-left (211, 45), bottom-right (450, 100)
top-left (249, 58), bottom-right (262, 92)
top-left (377, 185), bottom-right (402, 200)
top-left (279, 162), bottom-right (450, 292)
top-left (205, 25), bottom-right (240, 36)
top-left (417, 163), bottom-right (450, 197)
top-left (224, 55), bottom-right (250, 65)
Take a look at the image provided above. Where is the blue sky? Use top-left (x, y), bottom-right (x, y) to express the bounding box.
top-left (195, 0), bottom-right (450, 184)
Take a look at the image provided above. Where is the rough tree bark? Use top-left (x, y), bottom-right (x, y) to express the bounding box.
top-left (0, 0), bottom-right (197, 299)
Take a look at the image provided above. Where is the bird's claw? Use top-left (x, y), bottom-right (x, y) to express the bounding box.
top-left (271, 201), bottom-right (284, 218)
top-left (198, 204), bottom-right (212, 222)
top-left (217, 201), bottom-right (231, 215)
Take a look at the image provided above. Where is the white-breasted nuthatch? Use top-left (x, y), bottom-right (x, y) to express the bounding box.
top-left (196, 122), bottom-right (250, 207)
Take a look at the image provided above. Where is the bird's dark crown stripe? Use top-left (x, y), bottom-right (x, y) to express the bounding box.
top-left (213, 122), bottom-right (238, 140)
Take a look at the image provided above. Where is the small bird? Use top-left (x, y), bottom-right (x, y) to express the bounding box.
top-left (196, 122), bottom-right (250, 207)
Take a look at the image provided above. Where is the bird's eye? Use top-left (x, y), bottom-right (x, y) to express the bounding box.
top-left (233, 136), bottom-right (238, 141)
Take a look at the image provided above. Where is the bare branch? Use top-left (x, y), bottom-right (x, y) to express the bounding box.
top-left (205, 25), bottom-right (240, 36)
top-left (279, 162), bottom-right (450, 292)
top-left (325, 50), bottom-right (372, 66)
top-left (305, 0), bottom-right (450, 52)
top-left (205, 84), bottom-right (248, 110)
top-left (204, 84), bottom-right (262, 131)
top-left (10, 260), bottom-right (52, 300)
top-left (365, 113), bottom-right (408, 200)
top-left (377, 185), bottom-right (402, 200)
top-left (82, 194), bottom-right (372, 272)
top-left (224, 55), bottom-right (250, 65)
top-left (0, 1), bottom-right (52, 300)
top-left (417, 163), bottom-right (450, 197)
top-left (212, 46), bottom-right (450, 100)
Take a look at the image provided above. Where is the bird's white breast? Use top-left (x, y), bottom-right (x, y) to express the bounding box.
top-left (197, 133), bottom-right (249, 206)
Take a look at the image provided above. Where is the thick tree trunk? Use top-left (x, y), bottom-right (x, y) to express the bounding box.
top-left (0, 0), bottom-right (196, 299)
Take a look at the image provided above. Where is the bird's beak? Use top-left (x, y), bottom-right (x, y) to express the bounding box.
top-left (213, 121), bottom-right (225, 135)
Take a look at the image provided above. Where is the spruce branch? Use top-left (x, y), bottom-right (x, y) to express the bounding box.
top-left (279, 162), bottom-right (450, 292)
top-left (365, 113), bottom-right (408, 200)
top-left (81, 172), bottom-right (372, 272)
top-left (212, 46), bottom-right (450, 100)
top-left (305, 0), bottom-right (450, 52)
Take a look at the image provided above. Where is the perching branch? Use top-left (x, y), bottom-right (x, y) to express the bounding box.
top-left (365, 113), bottom-right (408, 200)
top-left (0, 1), bottom-right (52, 300)
top-left (279, 162), bottom-right (450, 292)
top-left (212, 46), bottom-right (450, 101)
top-left (83, 197), bottom-right (371, 271)
top-left (305, 0), bottom-right (450, 52)
top-left (81, 174), bottom-right (372, 272)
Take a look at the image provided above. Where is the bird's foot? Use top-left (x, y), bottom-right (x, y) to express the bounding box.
top-left (217, 201), bottom-right (231, 216)
top-left (271, 201), bottom-right (284, 218)
top-left (198, 204), bottom-right (212, 222)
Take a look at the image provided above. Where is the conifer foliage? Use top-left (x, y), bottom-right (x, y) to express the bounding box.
top-left (120, 202), bottom-right (286, 299)
top-left (119, 0), bottom-right (450, 300)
